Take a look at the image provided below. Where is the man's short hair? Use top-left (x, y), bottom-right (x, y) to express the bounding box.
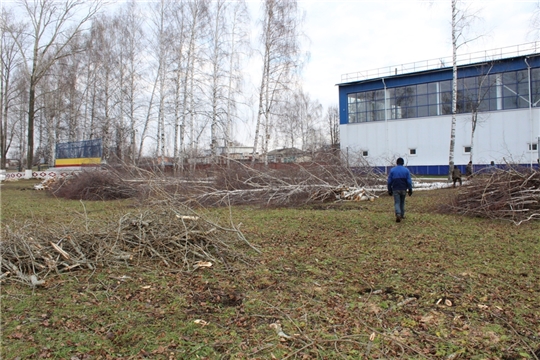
top-left (397, 157), bottom-right (404, 165)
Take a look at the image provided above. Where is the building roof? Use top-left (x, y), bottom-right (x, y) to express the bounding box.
top-left (339, 41), bottom-right (540, 84)
top-left (337, 53), bottom-right (540, 95)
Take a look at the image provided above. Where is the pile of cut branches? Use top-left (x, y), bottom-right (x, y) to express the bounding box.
top-left (450, 168), bottom-right (540, 224)
top-left (49, 169), bottom-right (139, 200)
top-left (155, 159), bottom-right (384, 207)
top-left (47, 156), bottom-right (384, 207)
top-left (0, 204), bottom-right (257, 287)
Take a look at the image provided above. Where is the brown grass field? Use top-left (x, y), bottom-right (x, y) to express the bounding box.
top-left (1, 179), bottom-right (539, 359)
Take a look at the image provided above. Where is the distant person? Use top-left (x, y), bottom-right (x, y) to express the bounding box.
top-left (387, 157), bottom-right (413, 223)
top-left (489, 160), bottom-right (497, 172)
top-left (452, 166), bottom-right (462, 187)
top-left (466, 161), bottom-right (473, 179)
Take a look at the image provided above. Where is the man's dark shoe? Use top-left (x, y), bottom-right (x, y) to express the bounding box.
top-left (396, 214), bottom-right (401, 223)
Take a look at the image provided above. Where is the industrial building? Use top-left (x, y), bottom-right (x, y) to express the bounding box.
top-left (337, 43), bottom-right (540, 175)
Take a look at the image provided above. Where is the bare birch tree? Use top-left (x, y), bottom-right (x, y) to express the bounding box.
top-left (298, 92), bottom-right (322, 152)
top-left (326, 105), bottom-right (340, 149)
top-left (113, 1), bottom-right (147, 165)
top-left (0, 9), bottom-right (27, 169)
top-left (206, 0), bottom-right (250, 165)
top-left (529, 1), bottom-right (540, 40)
top-left (28, 35), bottom-right (88, 167)
top-left (207, 0), bottom-right (229, 165)
top-left (9, 0), bottom-right (101, 169)
top-left (175, 0), bottom-right (208, 170)
top-left (223, 1), bottom-right (250, 167)
top-left (463, 64), bottom-right (494, 164)
top-left (252, 0), bottom-right (304, 165)
top-left (170, 2), bottom-right (187, 171)
top-left (143, 0), bottom-right (175, 168)
top-left (448, 0), bottom-right (481, 178)
top-left (448, 0), bottom-right (459, 178)
top-left (278, 89), bottom-right (321, 151)
top-left (83, 15), bottom-right (118, 163)
top-left (39, 67), bottom-right (62, 166)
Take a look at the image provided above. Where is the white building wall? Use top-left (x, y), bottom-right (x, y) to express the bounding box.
top-left (340, 108), bottom-right (539, 168)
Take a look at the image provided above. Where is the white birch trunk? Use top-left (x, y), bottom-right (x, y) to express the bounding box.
top-left (449, 0), bottom-right (458, 180)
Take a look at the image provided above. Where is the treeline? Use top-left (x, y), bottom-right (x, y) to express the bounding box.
top-left (0, 0), bottom-right (340, 170)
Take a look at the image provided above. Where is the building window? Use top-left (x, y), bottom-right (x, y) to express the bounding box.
top-left (464, 146), bottom-right (471, 153)
top-left (348, 90), bottom-right (385, 123)
top-left (409, 148), bottom-right (417, 155)
top-left (346, 66), bottom-right (538, 125)
top-left (532, 68), bottom-right (540, 106)
top-left (362, 150), bottom-right (369, 157)
top-left (502, 70), bottom-right (530, 110)
top-left (528, 143), bottom-right (538, 151)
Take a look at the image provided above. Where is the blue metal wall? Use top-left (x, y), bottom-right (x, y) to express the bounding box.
top-left (371, 163), bottom-right (539, 176)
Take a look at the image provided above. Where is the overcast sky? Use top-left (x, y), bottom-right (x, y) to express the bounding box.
top-left (290, 0), bottom-right (539, 110)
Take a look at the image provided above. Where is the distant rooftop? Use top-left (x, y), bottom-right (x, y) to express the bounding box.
top-left (340, 41), bottom-right (540, 83)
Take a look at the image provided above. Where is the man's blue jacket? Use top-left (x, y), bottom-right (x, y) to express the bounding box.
top-left (387, 165), bottom-right (413, 192)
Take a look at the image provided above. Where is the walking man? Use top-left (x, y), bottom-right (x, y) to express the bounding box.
top-left (387, 157), bottom-right (413, 223)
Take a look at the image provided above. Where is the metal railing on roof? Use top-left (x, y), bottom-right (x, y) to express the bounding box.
top-left (340, 41), bottom-right (540, 83)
